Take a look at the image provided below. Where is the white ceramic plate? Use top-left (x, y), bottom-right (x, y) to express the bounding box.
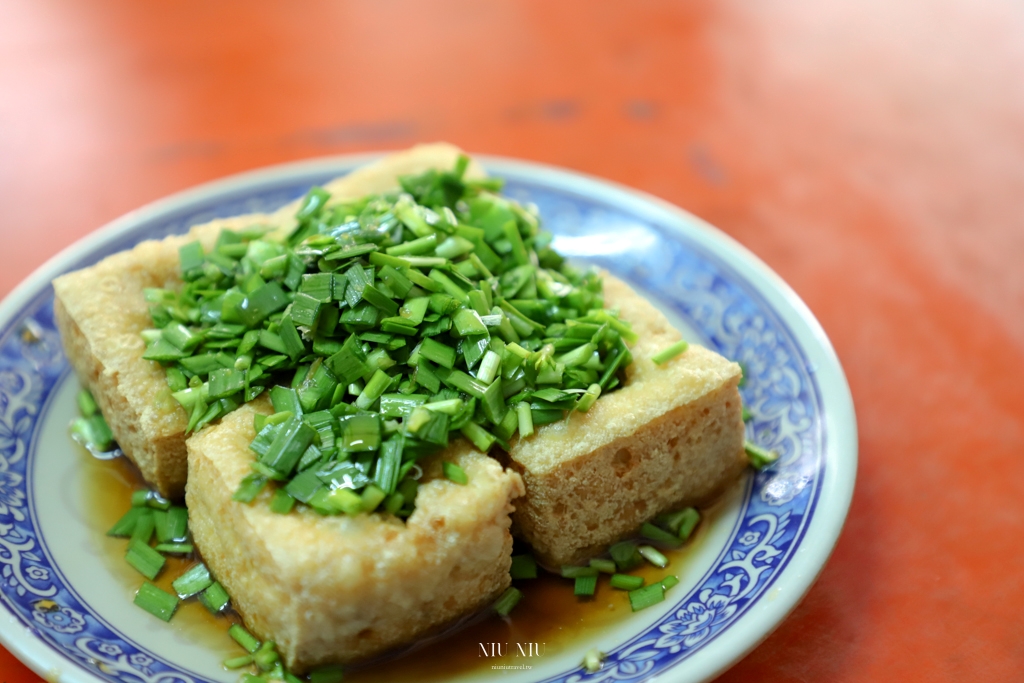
top-left (0, 154), bottom-right (856, 683)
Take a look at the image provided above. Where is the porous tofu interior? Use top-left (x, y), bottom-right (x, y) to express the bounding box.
top-left (186, 397), bottom-right (524, 672)
top-left (507, 275), bottom-right (747, 565)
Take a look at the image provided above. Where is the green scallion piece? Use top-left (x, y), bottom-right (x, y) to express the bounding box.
top-left (130, 511), bottom-right (156, 545)
top-left (146, 492), bottom-right (172, 511)
top-left (510, 554), bottom-right (537, 580)
top-left (223, 654), bottom-right (254, 670)
top-left (652, 340), bottom-right (689, 364)
top-left (154, 506), bottom-right (189, 543)
top-left (229, 624), bottom-right (261, 653)
top-left (589, 558), bottom-right (617, 574)
top-left (355, 368), bottom-right (391, 409)
top-left (459, 422), bottom-right (496, 452)
top-left (628, 583), bottom-right (665, 612)
top-left (361, 484), bottom-right (387, 512)
top-left (172, 562), bottom-right (212, 598)
top-left (233, 473), bottom-right (268, 503)
top-left (125, 539), bottom-right (165, 580)
top-left (253, 640), bottom-right (280, 670)
top-left (583, 647), bottom-right (605, 673)
top-left (418, 338), bottom-right (457, 368)
top-left (76, 389), bottom-right (99, 417)
top-left (327, 488), bottom-right (364, 516)
top-left (107, 507), bottom-right (148, 537)
top-left (638, 545), bottom-right (669, 568)
top-left (309, 664), bottom-right (346, 683)
top-left (610, 574), bottom-right (645, 591)
top-left (442, 461), bottom-right (468, 485)
top-left (154, 542), bottom-right (193, 555)
top-left (199, 582), bottom-right (231, 613)
top-left (70, 414), bottom-right (115, 452)
top-left (574, 575), bottom-right (598, 597)
top-left (745, 440), bottom-right (780, 469)
top-left (561, 565), bottom-right (599, 578)
top-left (657, 507), bottom-right (701, 541)
top-left (609, 541), bottom-right (643, 572)
top-left (516, 402), bottom-right (534, 438)
top-left (661, 575), bottom-right (680, 591)
top-left (641, 522), bottom-right (683, 547)
top-left (134, 582), bottom-right (179, 622)
top-left (269, 488), bottom-right (296, 514)
top-left (494, 586), bottom-right (523, 617)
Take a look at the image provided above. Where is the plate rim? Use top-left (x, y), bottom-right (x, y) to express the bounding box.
top-left (0, 152), bottom-right (857, 683)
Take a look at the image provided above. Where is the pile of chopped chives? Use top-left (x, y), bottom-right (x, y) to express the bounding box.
top-left (141, 157), bottom-right (638, 518)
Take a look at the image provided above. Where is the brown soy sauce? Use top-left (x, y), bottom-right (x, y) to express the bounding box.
top-left (82, 450), bottom-right (717, 681)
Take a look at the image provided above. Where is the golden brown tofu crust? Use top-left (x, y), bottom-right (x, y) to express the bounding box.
top-left (507, 275), bottom-right (747, 566)
top-left (185, 398), bottom-right (524, 672)
top-left (52, 143), bottom-right (484, 497)
top-left (51, 219), bottom-right (257, 498)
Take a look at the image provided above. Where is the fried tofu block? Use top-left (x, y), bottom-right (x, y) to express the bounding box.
top-left (185, 398), bottom-right (524, 672)
top-left (53, 215), bottom-right (282, 498)
top-left (506, 275), bottom-right (747, 566)
top-left (52, 143), bottom-right (484, 498)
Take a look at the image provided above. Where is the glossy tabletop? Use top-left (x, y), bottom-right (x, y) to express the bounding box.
top-left (2, 1), bottom-right (1023, 681)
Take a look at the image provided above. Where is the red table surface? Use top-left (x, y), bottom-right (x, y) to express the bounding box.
top-left (3, 1), bottom-right (1023, 681)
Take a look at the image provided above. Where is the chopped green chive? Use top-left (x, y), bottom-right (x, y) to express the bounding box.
top-left (658, 507), bottom-right (702, 541)
top-left (510, 555), bottom-right (538, 580)
top-left (223, 654), bottom-right (254, 670)
top-left (269, 488), bottom-right (296, 514)
top-left (515, 401), bottom-right (534, 439)
top-left (130, 511), bottom-right (155, 545)
top-left (172, 562), bottom-right (213, 598)
top-left (154, 506), bottom-right (188, 543)
top-left (610, 574), bottom-right (645, 591)
top-left (638, 545), bottom-right (669, 569)
top-left (233, 473), bottom-right (268, 503)
top-left (76, 389), bottom-right (99, 417)
top-left (609, 541), bottom-right (643, 572)
top-left (494, 586), bottom-right (523, 617)
top-left (443, 461), bottom-right (468, 485)
top-left (125, 539), bottom-right (165, 580)
top-left (199, 582), bottom-right (231, 613)
top-left (154, 542), bottom-right (193, 555)
top-left (561, 565), bottom-right (599, 578)
top-left (253, 641), bottom-right (281, 671)
top-left (745, 440), bottom-right (780, 469)
top-left (652, 340), bottom-right (689, 364)
top-left (309, 665), bottom-right (346, 683)
top-left (107, 507), bottom-right (149, 537)
top-left (574, 383), bottom-right (601, 412)
top-left (134, 582), bottom-right (179, 622)
top-left (641, 522), bottom-right (683, 547)
top-left (229, 624), bottom-right (261, 653)
top-left (583, 647), bottom-right (605, 673)
top-left (70, 414), bottom-right (115, 452)
top-left (574, 575), bottom-right (597, 597)
top-left (628, 583), bottom-right (665, 612)
top-left (140, 158), bottom-right (639, 522)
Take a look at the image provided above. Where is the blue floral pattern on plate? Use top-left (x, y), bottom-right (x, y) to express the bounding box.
top-left (0, 161), bottom-right (825, 683)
